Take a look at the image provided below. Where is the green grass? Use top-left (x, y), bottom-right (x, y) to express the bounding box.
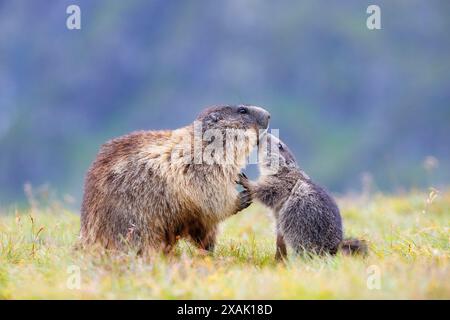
top-left (0, 189), bottom-right (449, 299)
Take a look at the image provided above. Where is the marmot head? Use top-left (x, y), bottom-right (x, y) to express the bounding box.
top-left (258, 133), bottom-right (298, 176)
top-left (196, 105), bottom-right (271, 132)
top-left (193, 105), bottom-right (271, 167)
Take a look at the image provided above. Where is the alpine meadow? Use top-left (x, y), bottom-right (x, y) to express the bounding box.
top-left (0, 188), bottom-right (448, 299)
top-left (1, 1), bottom-right (449, 301)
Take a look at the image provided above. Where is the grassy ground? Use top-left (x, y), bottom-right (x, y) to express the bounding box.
top-left (0, 189), bottom-right (448, 299)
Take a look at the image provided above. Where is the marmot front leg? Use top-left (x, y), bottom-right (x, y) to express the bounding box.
top-left (199, 227), bottom-right (217, 252)
top-left (235, 173), bottom-right (253, 213)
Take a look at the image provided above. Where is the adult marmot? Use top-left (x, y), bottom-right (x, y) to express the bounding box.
top-left (80, 105), bottom-right (270, 254)
top-left (240, 134), bottom-right (367, 259)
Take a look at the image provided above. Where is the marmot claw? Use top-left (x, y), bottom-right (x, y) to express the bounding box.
top-left (236, 172), bottom-right (250, 188)
top-left (238, 189), bottom-right (252, 211)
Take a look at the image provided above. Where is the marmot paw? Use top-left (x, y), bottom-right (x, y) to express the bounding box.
top-left (236, 172), bottom-right (250, 189)
top-left (237, 189), bottom-right (252, 211)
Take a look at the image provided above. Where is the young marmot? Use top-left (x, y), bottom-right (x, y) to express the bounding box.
top-left (240, 134), bottom-right (367, 260)
top-left (80, 105), bottom-right (270, 254)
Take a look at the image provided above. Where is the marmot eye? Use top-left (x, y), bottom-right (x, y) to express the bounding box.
top-left (278, 143), bottom-right (283, 150)
top-left (238, 107), bottom-right (247, 114)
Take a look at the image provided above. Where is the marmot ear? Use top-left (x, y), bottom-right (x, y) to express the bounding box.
top-left (209, 113), bottom-right (219, 123)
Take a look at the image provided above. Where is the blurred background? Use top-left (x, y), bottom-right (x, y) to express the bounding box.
top-left (0, 0), bottom-right (449, 207)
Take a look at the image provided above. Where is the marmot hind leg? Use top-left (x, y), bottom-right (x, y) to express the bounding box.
top-left (275, 231), bottom-right (288, 261)
top-left (188, 223), bottom-right (218, 252)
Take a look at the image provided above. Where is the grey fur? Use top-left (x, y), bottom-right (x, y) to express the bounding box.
top-left (242, 134), bottom-right (367, 259)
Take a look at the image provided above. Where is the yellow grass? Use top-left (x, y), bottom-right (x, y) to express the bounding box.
top-left (0, 189), bottom-right (449, 299)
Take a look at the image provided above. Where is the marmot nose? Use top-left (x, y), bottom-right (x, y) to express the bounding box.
top-left (256, 107), bottom-right (271, 129)
top-left (263, 111), bottom-right (271, 127)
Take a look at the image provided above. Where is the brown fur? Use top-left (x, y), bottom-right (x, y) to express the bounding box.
top-left (80, 105), bottom-right (270, 254)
